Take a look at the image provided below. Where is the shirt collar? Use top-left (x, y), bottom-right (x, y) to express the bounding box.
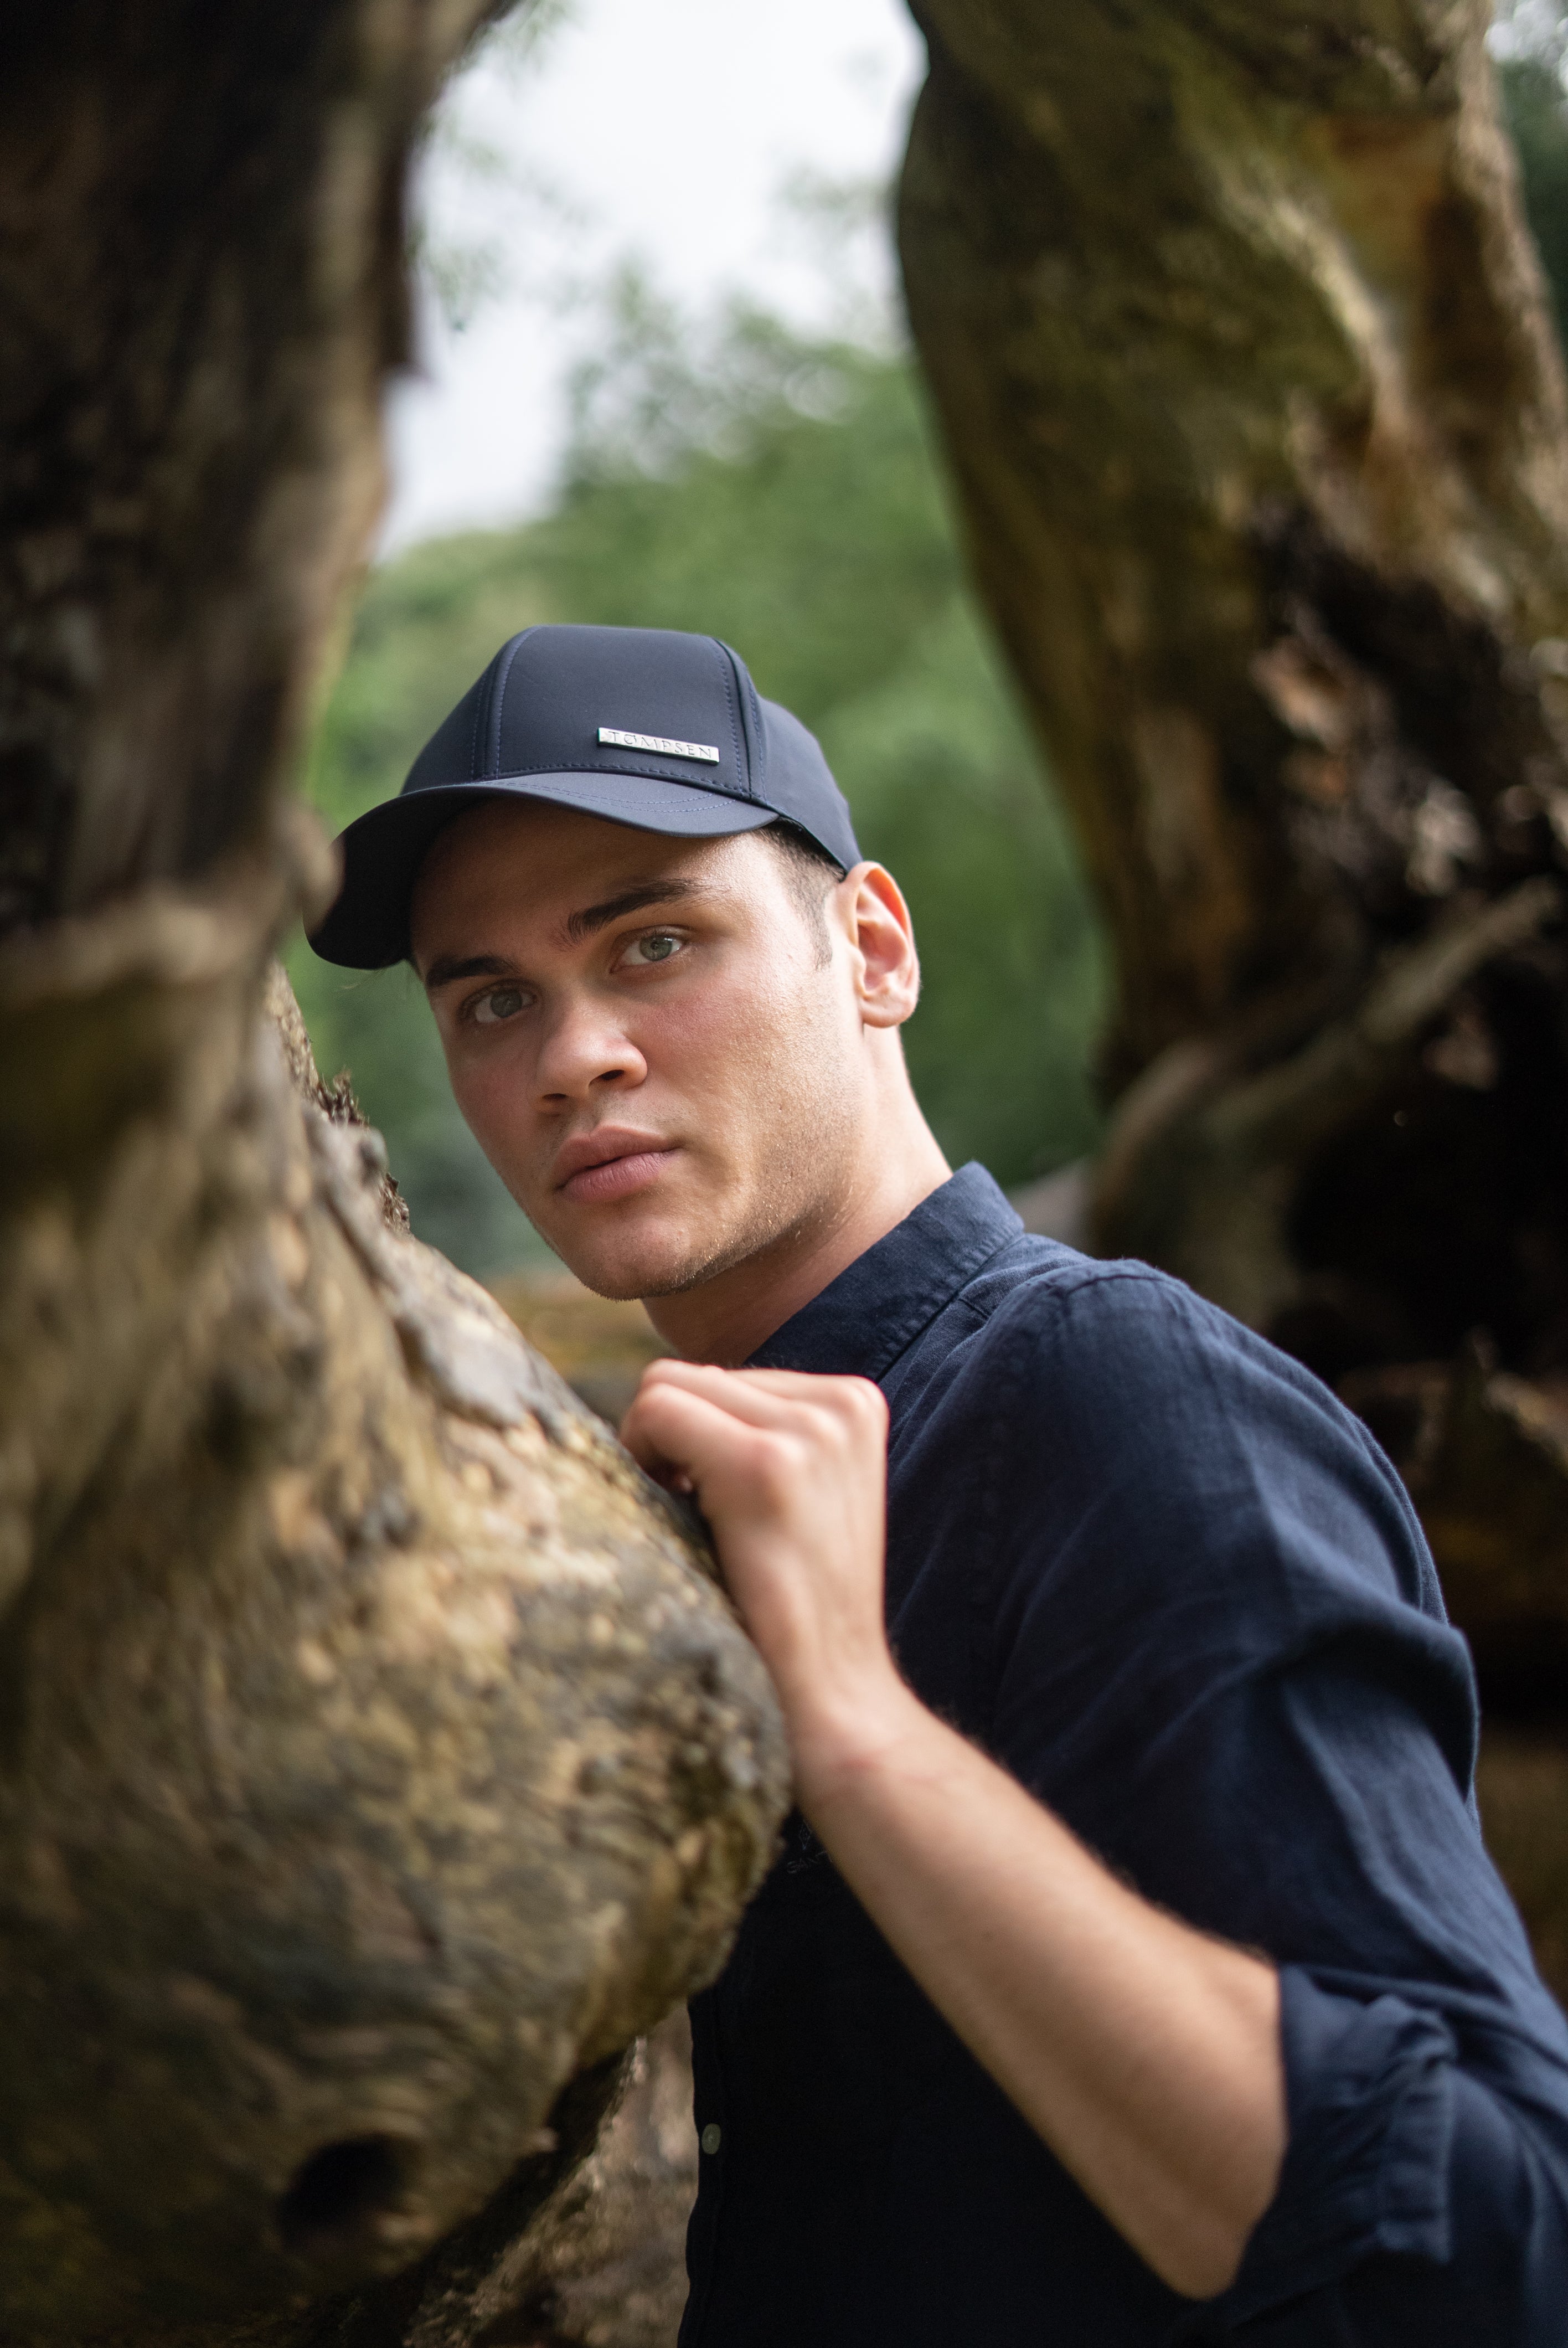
top-left (747, 1162), bottom-right (1023, 1384)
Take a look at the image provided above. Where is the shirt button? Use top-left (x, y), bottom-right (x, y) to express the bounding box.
top-left (700, 2123), bottom-right (722, 2156)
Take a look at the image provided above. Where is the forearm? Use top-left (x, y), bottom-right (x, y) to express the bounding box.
top-left (795, 1669), bottom-right (1286, 2299)
top-left (622, 1357), bottom-right (1568, 2326)
top-left (618, 1357), bottom-right (1286, 2294)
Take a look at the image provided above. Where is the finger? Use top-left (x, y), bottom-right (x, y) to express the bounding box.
top-left (737, 1369), bottom-right (890, 1436)
top-left (621, 1377), bottom-right (777, 1485)
top-left (637, 1360), bottom-right (884, 1438)
top-left (644, 1363), bottom-right (877, 1404)
top-left (733, 1368), bottom-right (883, 1403)
top-left (616, 1399), bottom-right (695, 1492)
top-left (635, 1361), bottom-right (821, 1435)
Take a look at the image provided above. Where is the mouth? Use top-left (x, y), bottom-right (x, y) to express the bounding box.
top-left (553, 1131), bottom-right (679, 1207)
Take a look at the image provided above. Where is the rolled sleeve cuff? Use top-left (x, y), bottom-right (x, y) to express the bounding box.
top-left (1197, 1966), bottom-right (1457, 2330)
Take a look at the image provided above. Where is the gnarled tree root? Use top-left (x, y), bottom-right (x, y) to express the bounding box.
top-left (0, 872), bottom-right (787, 2337)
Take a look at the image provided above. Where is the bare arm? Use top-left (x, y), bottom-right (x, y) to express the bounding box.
top-left (621, 1361), bottom-right (1285, 2301)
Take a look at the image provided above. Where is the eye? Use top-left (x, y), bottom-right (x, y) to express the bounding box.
top-left (623, 931), bottom-right (685, 968)
top-left (471, 984), bottom-right (529, 1026)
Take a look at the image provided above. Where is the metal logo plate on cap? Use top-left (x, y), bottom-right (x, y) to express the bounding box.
top-left (598, 726), bottom-right (720, 764)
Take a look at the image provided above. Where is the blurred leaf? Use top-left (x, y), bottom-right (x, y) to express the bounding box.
top-left (1501, 54), bottom-right (1568, 345)
top-left (412, 1), bottom-right (585, 332)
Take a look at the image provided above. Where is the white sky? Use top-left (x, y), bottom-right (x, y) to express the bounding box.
top-left (383, 0), bottom-right (927, 550)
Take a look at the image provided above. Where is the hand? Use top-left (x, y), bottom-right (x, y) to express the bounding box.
top-left (620, 1361), bottom-right (902, 1766)
top-left (623, 1362), bottom-right (1283, 2296)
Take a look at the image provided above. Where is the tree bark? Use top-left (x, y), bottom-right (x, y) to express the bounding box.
top-left (900, 7), bottom-right (1568, 1639)
top-left (899, 0), bottom-right (1568, 1994)
top-left (0, 6), bottom-right (786, 2335)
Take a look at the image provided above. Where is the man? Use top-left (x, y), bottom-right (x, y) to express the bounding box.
top-left (311, 621), bottom-right (1568, 2344)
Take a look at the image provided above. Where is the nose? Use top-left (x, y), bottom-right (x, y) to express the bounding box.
top-left (533, 990), bottom-right (647, 1107)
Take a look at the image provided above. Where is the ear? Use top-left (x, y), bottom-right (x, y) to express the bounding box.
top-left (833, 863), bottom-right (921, 1031)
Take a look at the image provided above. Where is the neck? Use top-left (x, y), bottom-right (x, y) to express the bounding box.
top-left (644, 1092), bottom-right (951, 1366)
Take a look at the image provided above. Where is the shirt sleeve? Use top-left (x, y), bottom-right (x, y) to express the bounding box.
top-left (974, 1265), bottom-right (1568, 2342)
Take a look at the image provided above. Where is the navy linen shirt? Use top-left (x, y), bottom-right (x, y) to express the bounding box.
top-left (679, 1165), bottom-right (1568, 2345)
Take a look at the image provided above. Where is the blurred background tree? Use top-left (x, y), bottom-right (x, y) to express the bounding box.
top-left (11, 6), bottom-right (1568, 2339)
top-left (289, 5), bottom-right (1568, 2028)
top-left (290, 11), bottom-right (1568, 1292)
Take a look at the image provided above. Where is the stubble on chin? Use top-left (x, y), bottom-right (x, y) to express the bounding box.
top-left (524, 964), bottom-right (860, 1306)
top-left (538, 1192), bottom-right (813, 1305)
top-left (539, 1104), bottom-right (856, 1307)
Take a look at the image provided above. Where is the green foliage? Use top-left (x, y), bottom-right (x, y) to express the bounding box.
top-left (290, 286), bottom-right (1106, 1276)
top-left (291, 539), bottom-right (559, 1277)
top-left (292, 54), bottom-right (1568, 1284)
top-left (1501, 55), bottom-right (1568, 339)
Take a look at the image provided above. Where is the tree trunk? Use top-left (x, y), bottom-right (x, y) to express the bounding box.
top-left (0, 6), bottom-right (786, 2336)
top-left (899, 0), bottom-right (1568, 1942)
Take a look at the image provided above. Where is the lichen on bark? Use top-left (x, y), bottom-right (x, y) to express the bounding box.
top-left (0, 3), bottom-right (788, 2333)
top-left (899, 0), bottom-right (1568, 1994)
top-left (900, 0), bottom-right (1568, 1336)
top-left (0, 853), bottom-right (786, 2336)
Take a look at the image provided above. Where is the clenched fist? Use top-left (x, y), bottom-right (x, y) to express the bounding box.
top-left (621, 1362), bottom-right (899, 1781)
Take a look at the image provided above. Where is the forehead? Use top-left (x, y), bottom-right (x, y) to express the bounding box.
top-left (408, 797), bottom-right (768, 957)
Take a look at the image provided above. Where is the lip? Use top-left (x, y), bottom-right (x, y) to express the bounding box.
top-left (553, 1129), bottom-right (679, 1206)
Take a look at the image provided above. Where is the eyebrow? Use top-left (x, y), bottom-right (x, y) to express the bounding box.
top-left (421, 879), bottom-right (711, 992)
top-left (563, 878), bottom-right (709, 944)
top-left (422, 951), bottom-right (513, 993)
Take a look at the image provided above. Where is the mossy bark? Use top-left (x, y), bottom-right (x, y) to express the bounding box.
top-left (0, 5), bottom-right (787, 2335)
top-left (900, 0), bottom-right (1568, 1993)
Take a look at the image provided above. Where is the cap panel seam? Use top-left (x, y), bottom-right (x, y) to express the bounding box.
top-left (486, 629), bottom-right (536, 781)
top-left (746, 674), bottom-right (766, 794)
top-left (719, 639), bottom-right (766, 800)
top-left (706, 637), bottom-right (749, 798)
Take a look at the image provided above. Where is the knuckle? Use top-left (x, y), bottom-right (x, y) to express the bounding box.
top-left (749, 1432), bottom-right (800, 1497)
top-left (834, 1378), bottom-right (888, 1436)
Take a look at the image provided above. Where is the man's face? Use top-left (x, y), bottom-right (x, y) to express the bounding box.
top-left (410, 800), bottom-right (864, 1301)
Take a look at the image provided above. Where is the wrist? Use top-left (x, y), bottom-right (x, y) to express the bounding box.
top-left (786, 1663), bottom-right (931, 1815)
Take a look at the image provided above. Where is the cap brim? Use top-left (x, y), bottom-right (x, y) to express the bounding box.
top-left (306, 771), bottom-right (778, 969)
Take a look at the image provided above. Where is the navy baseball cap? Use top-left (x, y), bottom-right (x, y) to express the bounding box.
top-left (307, 622), bottom-right (862, 968)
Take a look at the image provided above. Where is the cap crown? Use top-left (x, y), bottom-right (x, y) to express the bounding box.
top-left (406, 625), bottom-right (761, 803)
top-left (307, 622), bottom-right (860, 969)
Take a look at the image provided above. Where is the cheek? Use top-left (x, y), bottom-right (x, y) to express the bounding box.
top-left (445, 1038), bottom-right (533, 1149)
top-left (650, 969), bottom-right (796, 1093)
top-left (654, 964), bottom-right (846, 1134)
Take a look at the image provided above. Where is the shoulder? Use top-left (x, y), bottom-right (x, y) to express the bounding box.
top-left (955, 1233), bottom-right (1329, 1414)
top-left (943, 1240), bottom-right (1443, 1623)
top-left (962, 1237), bottom-right (1381, 1455)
